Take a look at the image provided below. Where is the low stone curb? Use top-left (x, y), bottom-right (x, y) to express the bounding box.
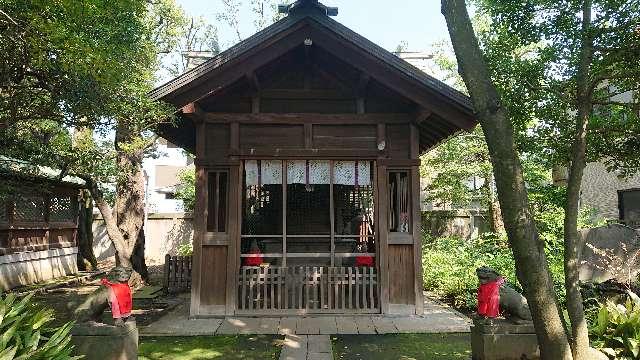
top-left (10, 270), bottom-right (107, 296)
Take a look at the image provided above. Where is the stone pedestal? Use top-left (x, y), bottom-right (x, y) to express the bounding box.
top-left (71, 319), bottom-right (138, 360)
top-left (471, 317), bottom-right (540, 360)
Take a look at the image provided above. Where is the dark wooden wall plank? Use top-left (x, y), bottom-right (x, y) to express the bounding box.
top-left (388, 244), bottom-right (415, 305)
top-left (200, 246), bottom-right (228, 306)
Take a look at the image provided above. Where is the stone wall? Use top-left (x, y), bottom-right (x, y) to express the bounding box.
top-left (579, 224), bottom-right (640, 283)
top-left (580, 162), bottom-right (640, 221)
top-left (422, 210), bottom-right (489, 239)
top-left (92, 213), bottom-right (193, 265)
top-left (0, 247), bottom-right (78, 290)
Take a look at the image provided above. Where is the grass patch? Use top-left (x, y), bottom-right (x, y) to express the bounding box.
top-left (332, 333), bottom-right (471, 360)
top-left (139, 335), bottom-right (283, 360)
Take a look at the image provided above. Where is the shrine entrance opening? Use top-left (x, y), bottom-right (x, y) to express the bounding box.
top-left (237, 159), bottom-right (379, 314)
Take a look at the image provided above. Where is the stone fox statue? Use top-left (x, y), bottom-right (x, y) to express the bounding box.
top-left (74, 267), bottom-right (134, 326)
top-left (476, 266), bottom-right (532, 324)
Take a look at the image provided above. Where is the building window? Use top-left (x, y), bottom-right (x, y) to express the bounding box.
top-left (207, 171), bottom-right (228, 233)
top-left (619, 189), bottom-right (640, 228)
top-left (388, 171), bottom-right (410, 233)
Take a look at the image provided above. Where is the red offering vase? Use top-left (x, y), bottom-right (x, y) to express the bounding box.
top-left (355, 255), bottom-right (374, 267)
top-left (243, 249), bottom-right (264, 266)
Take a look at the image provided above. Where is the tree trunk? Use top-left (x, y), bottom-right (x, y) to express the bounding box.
top-left (441, 1), bottom-right (573, 359)
top-left (82, 176), bottom-right (133, 269)
top-left (563, 1), bottom-right (593, 358)
top-left (114, 122), bottom-right (148, 282)
top-left (484, 172), bottom-right (504, 234)
top-left (76, 189), bottom-right (98, 271)
top-left (131, 227), bottom-right (149, 280)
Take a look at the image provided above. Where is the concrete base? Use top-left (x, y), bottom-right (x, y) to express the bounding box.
top-left (471, 318), bottom-right (540, 360)
top-left (71, 319), bottom-right (138, 360)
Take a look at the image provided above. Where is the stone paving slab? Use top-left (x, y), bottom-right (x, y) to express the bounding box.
top-left (279, 335), bottom-right (333, 360)
top-left (371, 316), bottom-right (398, 334)
top-left (279, 335), bottom-right (308, 360)
top-left (334, 316), bottom-right (358, 334)
top-left (353, 316), bottom-right (376, 334)
top-left (279, 317), bottom-right (298, 335)
top-left (307, 335), bottom-right (331, 353)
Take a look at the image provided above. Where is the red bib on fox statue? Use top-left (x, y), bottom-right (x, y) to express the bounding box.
top-left (477, 276), bottom-right (504, 318)
top-left (101, 278), bottom-right (133, 319)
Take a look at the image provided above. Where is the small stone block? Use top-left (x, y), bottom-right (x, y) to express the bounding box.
top-left (471, 319), bottom-right (540, 360)
top-left (71, 320), bottom-right (138, 360)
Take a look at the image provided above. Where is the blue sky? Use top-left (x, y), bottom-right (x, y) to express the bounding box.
top-left (175, 0), bottom-right (451, 53)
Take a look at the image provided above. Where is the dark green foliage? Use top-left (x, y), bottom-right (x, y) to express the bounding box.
top-left (423, 234), bottom-right (522, 310)
top-left (590, 292), bottom-right (640, 359)
top-left (476, 0), bottom-right (640, 171)
top-left (174, 167), bottom-right (195, 213)
top-left (422, 204), bottom-right (601, 310)
top-left (0, 293), bottom-right (80, 359)
top-left (422, 166), bottom-right (567, 309)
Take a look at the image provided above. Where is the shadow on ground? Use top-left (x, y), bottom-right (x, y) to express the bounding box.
top-left (138, 335), bottom-right (283, 360)
top-left (332, 333), bottom-right (471, 360)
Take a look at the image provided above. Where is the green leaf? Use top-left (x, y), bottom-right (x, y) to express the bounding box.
top-left (0, 346), bottom-right (17, 360)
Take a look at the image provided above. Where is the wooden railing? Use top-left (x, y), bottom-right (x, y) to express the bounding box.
top-left (164, 254), bottom-right (192, 293)
top-left (237, 266), bottom-right (378, 314)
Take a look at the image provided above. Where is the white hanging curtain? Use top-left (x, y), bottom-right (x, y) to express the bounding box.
top-left (333, 161), bottom-right (371, 186)
top-left (245, 160), bottom-right (283, 185)
top-left (246, 160), bottom-right (371, 186)
top-left (287, 160), bottom-right (330, 184)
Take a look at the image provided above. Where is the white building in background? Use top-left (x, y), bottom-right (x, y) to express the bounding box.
top-left (143, 138), bottom-right (193, 214)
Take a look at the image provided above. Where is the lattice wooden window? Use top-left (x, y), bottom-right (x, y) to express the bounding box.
top-left (50, 196), bottom-right (77, 222)
top-left (0, 195), bottom-right (7, 225)
top-left (388, 171), bottom-right (410, 233)
top-left (207, 171), bottom-right (229, 233)
top-left (13, 194), bottom-right (45, 223)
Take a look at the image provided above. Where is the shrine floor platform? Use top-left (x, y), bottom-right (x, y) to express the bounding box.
top-left (140, 292), bottom-right (471, 336)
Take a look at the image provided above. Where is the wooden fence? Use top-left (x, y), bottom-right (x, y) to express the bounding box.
top-left (164, 254), bottom-right (192, 293)
top-left (237, 266), bottom-right (378, 315)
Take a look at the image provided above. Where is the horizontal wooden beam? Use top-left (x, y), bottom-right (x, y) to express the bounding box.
top-left (234, 148), bottom-right (383, 159)
top-left (201, 112), bottom-right (413, 124)
top-left (260, 89), bottom-right (355, 99)
top-left (181, 102), bottom-right (206, 118)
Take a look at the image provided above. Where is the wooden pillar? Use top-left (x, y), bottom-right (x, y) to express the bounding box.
top-left (411, 165), bottom-right (423, 315)
top-left (410, 124), bottom-right (423, 314)
top-left (190, 120), bottom-right (207, 317)
top-left (225, 164), bottom-right (241, 315)
top-left (376, 162), bottom-right (389, 314)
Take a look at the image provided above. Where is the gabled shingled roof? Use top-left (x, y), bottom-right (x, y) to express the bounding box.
top-left (151, 3), bottom-right (472, 113)
top-left (150, 1), bottom-right (477, 154)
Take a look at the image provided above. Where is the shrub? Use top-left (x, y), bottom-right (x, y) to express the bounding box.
top-left (174, 167), bottom-right (195, 212)
top-left (422, 233), bottom-right (566, 311)
top-left (422, 234), bottom-right (518, 310)
top-left (590, 291), bottom-right (640, 359)
top-left (0, 293), bottom-right (80, 359)
top-left (176, 240), bottom-right (193, 256)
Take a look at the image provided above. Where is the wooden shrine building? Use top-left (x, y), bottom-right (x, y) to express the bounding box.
top-left (151, 0), bottom-right (476, 317)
